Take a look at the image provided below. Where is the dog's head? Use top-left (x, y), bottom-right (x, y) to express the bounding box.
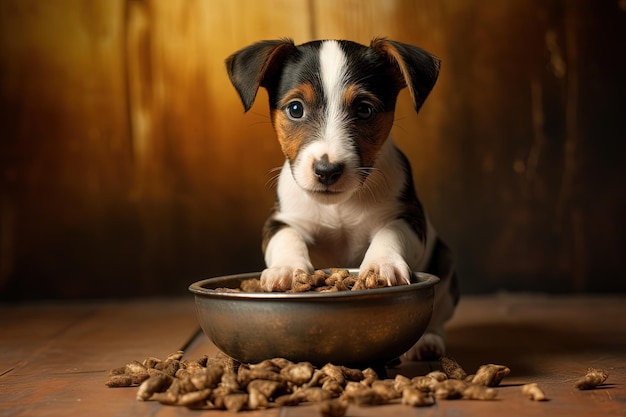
top-left (226, 38), bottom-right (440, 203)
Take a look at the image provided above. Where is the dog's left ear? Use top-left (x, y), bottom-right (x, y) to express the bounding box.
top-left (370, 38), bottom-right (441, 114)
top-left (226, 39), bottom-right (297, 112)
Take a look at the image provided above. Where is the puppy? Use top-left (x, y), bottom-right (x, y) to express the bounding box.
top-left (226, 38), bottom-right (459, 360)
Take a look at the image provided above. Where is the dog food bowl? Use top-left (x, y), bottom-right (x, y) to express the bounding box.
top-left (189, 269), bottom-right (438, 367)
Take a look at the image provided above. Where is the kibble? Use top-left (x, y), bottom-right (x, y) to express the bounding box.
top-left (441, 356), bottom-right (468, 380)
top-left (521, 383), bottom-right (548, 401)
top-left (470, 364), bottom-right (511, 387)
top-left (574, 368), bottom-right (609, 390)
top-left (107, 352), bottom-right (518, 413)
top-left (215, 269), bottom-right (404, 293)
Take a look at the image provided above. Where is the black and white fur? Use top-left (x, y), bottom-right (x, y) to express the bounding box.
top-left (226, 38), bottom-right (459, 360)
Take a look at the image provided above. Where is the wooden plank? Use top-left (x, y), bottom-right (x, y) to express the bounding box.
top-left (1, 295), bottom-right (624, 416)
top-left (0, 298), bottom-right (198, 416)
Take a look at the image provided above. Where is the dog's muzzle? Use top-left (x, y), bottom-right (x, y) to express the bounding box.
top-left (313, 155), bottom-right (344, 186)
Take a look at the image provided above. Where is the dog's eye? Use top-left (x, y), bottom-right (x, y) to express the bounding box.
top-left (355, 102), bottom-right (374, 119)
top-left (286, 101), bottom-right (305, 120)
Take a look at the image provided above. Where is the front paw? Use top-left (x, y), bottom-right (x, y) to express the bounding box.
top-left (359, 256), bottom-right (411, 286)
top-left (260, 265), bottom-right (311, 291)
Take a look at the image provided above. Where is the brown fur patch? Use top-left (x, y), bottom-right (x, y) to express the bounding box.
top-left (271, 83), bottom-right (320, 162)
top-left (278, 83), bottom-right (316, 108)
top-left (271, 109), bottom-right (311, 163)
top-left (354, 111), bottom-right (395, 167)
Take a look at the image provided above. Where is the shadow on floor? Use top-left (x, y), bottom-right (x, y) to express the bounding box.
top-left (443, 322), bottom-right (619, 377)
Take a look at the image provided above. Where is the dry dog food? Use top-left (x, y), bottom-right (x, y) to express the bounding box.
top-left (106, 352), bottom-right (614, 413)
top-left (574, 368), bottom-right (609, 390)
top-left (217, 268), bottom-right (390, 293)
top-left (106, 352), bottom-right (510, 415)
top-left (521, 383), bottom-right (548, 401)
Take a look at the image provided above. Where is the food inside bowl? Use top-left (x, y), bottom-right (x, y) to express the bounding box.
top-left (214, 268), bottom-right (413, 293)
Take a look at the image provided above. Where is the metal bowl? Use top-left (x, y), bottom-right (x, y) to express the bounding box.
top-left (189, 270), bottom-right (438, 367)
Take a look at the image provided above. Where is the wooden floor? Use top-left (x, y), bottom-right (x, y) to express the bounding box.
top-left (1, 294), bottom-right (625, 417)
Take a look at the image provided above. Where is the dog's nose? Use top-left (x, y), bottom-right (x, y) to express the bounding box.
top-left (313, 158), bottom-right (344, 186)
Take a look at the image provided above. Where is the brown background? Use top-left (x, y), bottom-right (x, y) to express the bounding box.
top-left (1, 0), bottom-right (624, 300)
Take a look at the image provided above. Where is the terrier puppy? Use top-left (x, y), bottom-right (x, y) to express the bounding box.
top-left (226, 38), bottom-right (459, 360)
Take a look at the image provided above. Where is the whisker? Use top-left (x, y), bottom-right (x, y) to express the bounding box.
top-left (357, 167), bottom-right (390, 202)
top-left (264, 167), bottom-right (283, 189)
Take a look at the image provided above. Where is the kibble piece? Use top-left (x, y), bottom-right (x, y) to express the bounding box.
top-left (351, 278), bottom-right (367, 291)
top-left (361, 368), bottom-right (378, 386)
top-left (321, 380), bottom-right (344, 396)
top-left (136, 373), bottom-right (173, 401)
top-left (402, 387), bottom-right (435, 407)
top-left (191, 365), bottom-right (224, 390)
top-left (471, 364), bottom-right (511, 387)
top-left (393, 374), bottom-right (412, 392)
top-left (321, 363), bottom-right (346, 385)
top-left (425, 370), bottom-right (448, 382)
top-left (371, 380), bottom-right (400, 401)
top-left (521, 383), bottom-right (548, 401)
top-left (364, 271), bottom-right (387, 289)
top-left (223, 392), bottom-right (248, 412)
top-left (411, 376), bottom-right (438, 392)
top-left (125, 360), bottom-right (148, 374)
top-left (461, 384), bottom-right (497, 400)
top-left (574, 368), bottom-right (609, 390)
top-left (105, 375), bottom-right (136, 388)
top-left (281, 362), bottom-right (315, 385)
top-left (311, 270), bottom-right (329, 286)
top-left (240, 278), bottom-right (264, 293)
top-left (247, 387), bottom-right (269, 410)
top-left (247, 379), bottom-right (283, 399)
top-left (166, 351), bottom-right (184, 361)
top-left (340, 366), bottom-right (364, 382)
top-left (155, 358), bottom-right (180, 377)
top-left (151, 390), bottom-right (179, 405)
top-left (319, 399), bottom-right (349, 417)
top-left (206, 352), bottom-right (237, 372)
top-left (291, 269), bottom-right (313, 292)
top-left (300, 387), bottom-right (334, 402)
top-left (344, 388), bottom-right (388, 406)
top-left (237, 365), bottom-right (282, 387)
top-left (221, 371), bottom-right (241, 394)
top-left (177, 388), bottom-right (212, 406)
top-left (441, 356), bottom-right (468, 380)
top-left (434, 379), bottom-right (468, 399)
top-left (329, 268), bottom-right (351, 278)
top-left (275, 392), bottom-right (303, 406)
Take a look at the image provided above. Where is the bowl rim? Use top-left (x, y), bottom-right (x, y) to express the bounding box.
top-left (188, 269), bottom-right (440, 300)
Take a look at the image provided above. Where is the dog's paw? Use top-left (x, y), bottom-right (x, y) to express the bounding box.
top-left (260, 266), bottom-right (310, 291)
top-left (359, 256), bottom-right (411, 286)
top-left (402, 333), bottom-right (446, 361)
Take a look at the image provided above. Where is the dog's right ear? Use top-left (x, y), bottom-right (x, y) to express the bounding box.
top-left (225, 39), bottom-right (297, 112)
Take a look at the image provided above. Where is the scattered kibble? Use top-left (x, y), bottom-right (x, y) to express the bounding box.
top-left (574, 368), bottom-right (609, 390)
top-left (521, 383), bottom-right (548, 401)
top-left (106, 352), bottom-right (515, 413)
top-left (319, 398), bottom-right (349, 417)
top-left (440, 356), bottom-right (468, 380)
top-left (470, 364), bottom-right (511, 387)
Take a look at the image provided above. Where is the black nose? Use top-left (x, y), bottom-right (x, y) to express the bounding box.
top-left (313, 157), bottom-right (344, 186)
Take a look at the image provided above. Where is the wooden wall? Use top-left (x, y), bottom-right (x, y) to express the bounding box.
top-left (1, 0), bottom-right (625, 299)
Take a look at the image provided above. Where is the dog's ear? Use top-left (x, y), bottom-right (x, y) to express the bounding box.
top-left (225, 39), bottom-right (297, 112)
top-left (370, 38), bottom-right (441, 114)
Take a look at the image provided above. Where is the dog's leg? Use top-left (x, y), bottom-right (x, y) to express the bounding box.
top-left (359, 219), bottom-right (420, 286)
top-left (404, 239), bottom-right (458, 360)
top-left (262, 227), bottom-right (313, 291)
